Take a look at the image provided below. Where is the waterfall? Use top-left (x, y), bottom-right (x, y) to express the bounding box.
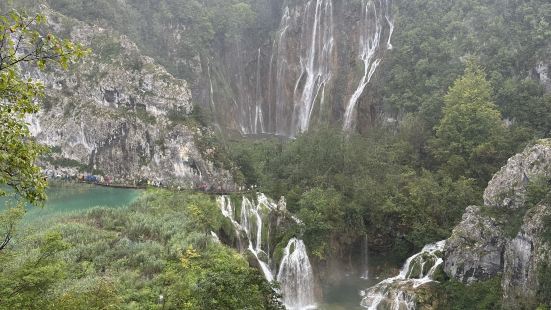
top-left (217, 194), bottom-right (317, 309)
top-left (254, 48), bottom-right (265, 134)
top-left (207, 62), bottom-right (216, 113)
top-left (361, 234), bottom-right (369, 279)
top-left (274, 7), bottom-right (292, 136)
top-left (290, 0), bottom-right (334, 136)
top-left (360, 240), bottom-right (445, 310)
top-left (217, 194), bottom-right (278, 281)
top-left (343, 0), bottom-right (393, 132)
top-left (277, 238), bottom-right (317, 310)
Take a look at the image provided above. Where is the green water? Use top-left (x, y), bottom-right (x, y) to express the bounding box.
top-left (2, 183), bottom-right (141, 223)
top-left (321, 256), bottom-right (401, 309)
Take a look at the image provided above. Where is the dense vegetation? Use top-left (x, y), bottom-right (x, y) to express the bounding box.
top-left (7, 0), bottom-right (275, 80)
top-left (0, 190), bottom-right (282, 309)
top-left (224, 62), bottom-right (532, 261)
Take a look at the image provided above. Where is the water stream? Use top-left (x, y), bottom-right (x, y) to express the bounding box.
top-left (217, 194), bottom-right (317, 309)
top-left (360, 240), bottom-right (446, 310)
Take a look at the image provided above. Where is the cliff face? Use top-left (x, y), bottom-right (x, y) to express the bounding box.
top-left (443, 140), bottom-right (551, 308)
top-left (29, 9), bottom-right (233, 188)
top-left (203, 0), bottom-right (394, 137)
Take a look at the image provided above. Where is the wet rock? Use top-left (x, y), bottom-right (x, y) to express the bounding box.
top-left (444, 206), bottom-right (507, 283)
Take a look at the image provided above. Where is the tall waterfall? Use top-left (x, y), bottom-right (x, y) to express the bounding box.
top-left (217, 194), bottom-right (317, 309)
top-left (269, 0), bottom-right (335, 137)
top-left (343, 0), bottom-right (394, 131)
top-left (272, 7), bottom-right (291, 136)
top-left (290, 0), bottom-right (334, 136)
top-left (277, 238), bottom-right (317, 310)
top-left (360, 240), bottom-right (445, 310)
top-left (254, 48), bottom-right (265, 134)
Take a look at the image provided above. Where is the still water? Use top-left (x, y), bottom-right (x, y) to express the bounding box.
top-left (15, 182), bottom-right (141, 222)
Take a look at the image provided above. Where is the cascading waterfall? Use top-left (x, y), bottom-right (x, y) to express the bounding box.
top-left (214, 0), bottom-right (395, 136)
top-left (217, 194), bottom-right (317, 309)
top-left (343, 0), bottom-right (394, 131)
top-left (360, 240), bottom-right (446, 310)
top-left (277, 238), bottom-right (317, 310)
top-left (290, 0), bottom-right (334, 136)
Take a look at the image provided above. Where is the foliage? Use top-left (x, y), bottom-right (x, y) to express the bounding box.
top-left (0, 9), bottom-right (85, 205)
top-left (432, 277), bottom-right (503, 310)
top-left (429, 61), bottom-right (508, 183)
top-left (537, 261), bottom-right (551, 307)
top-left (525, 175), bottom-right (551, 208)
top-left (0, 190), bottom-right (282, 309)
top-left (229, 126), bottom-right (480, 259)
top-left (0, 9), bottom-right (86, 254)
top-left (8, 0), bottom-right (260, 79)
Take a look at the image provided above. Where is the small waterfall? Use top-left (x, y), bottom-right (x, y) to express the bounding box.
top-left (207, 62), bottom-right (216, 113)
top-left (343, 0), bottom-right (393, 131)
top-left (361, 234), bottom-right (369, 279)
top-left (217, 194), bottom-right (317, 309)
top-left (277, 238), bottom-right (317, 310)
top-left (360, 240), bottom-right (445, 310)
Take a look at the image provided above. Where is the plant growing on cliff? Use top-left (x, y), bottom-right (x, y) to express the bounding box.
top-left (0, 9), bottom-right (87, 250)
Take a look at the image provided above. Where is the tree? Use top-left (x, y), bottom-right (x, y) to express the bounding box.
top-left (0, 9), bottom-right (87, 251)
top-left (430, 61), bottom-right (507, 183)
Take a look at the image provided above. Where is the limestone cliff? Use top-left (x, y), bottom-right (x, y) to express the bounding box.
top-left (443, 140), bottom-right (551, 308)
top-left (29, 8), bottom-right (233, 188)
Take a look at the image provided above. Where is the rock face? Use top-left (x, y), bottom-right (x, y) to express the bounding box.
top-left (484, 140), bottom-right (551, 209)
top-left (533, 62), bottom-right (551, 93)
top-left (502, 204), bottom-right (551, 309)
top-left (442, 140), bottom-right (551, 308)
top-left (29, 9), bottom-right (233, 187)
top-left (444, 206), bottom-right (506, 283)
top-left (203, 0), bottom-right (394, 136)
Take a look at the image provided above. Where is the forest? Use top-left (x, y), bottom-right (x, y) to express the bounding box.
top-left (1, 0), bottom-right (551, 309)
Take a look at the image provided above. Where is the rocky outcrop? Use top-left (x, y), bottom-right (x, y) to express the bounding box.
top-left (444, 206), bottom-right (506, 283)
top-left (29, 9), bottom-right (233, 187)
top-left (441, 140), bottom-right (551, 308)
top-left (483, 140), bottom-right (551, 209)
top-left (502, 204), bottom-right (551, 309)
top-left (533, 62), bottom-right (551, 93)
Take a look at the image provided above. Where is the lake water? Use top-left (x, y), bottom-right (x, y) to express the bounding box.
top-left (5, 182), bottom-right (142, 223)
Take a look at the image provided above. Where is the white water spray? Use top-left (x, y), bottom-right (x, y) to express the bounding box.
top-left (360, 240), bottom-right (445, 310)
top-left (277, 238), bottom-right (317, 310)
top-left (217, 195), bottom-right (317, 309)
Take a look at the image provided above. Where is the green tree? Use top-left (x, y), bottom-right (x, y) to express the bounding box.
top-left (0, 9), bottom-right (86, 250)
top-left (430, 61), bottom-right (507, 183)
